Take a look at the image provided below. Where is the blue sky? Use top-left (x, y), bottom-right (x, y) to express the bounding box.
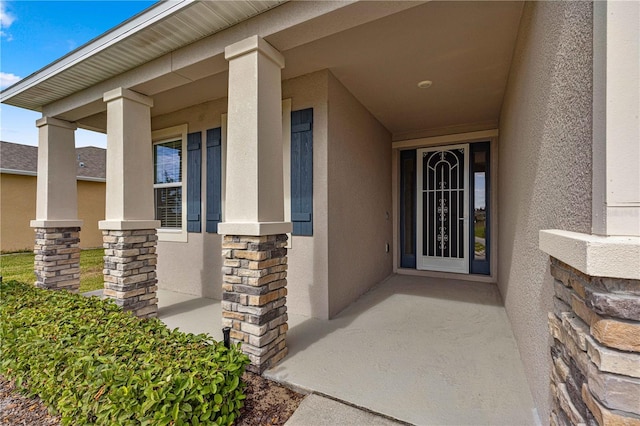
top-left (0, 0), bottom-right (156, 147)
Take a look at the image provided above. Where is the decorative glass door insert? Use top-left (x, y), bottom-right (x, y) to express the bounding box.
top-left (416, 144), bottom-right (469, 273)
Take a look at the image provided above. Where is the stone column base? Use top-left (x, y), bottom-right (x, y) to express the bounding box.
top-left (33, 227), bottom-right (81, 292)
top-left (221, 234), bottom-right (288, 374)
top-left (102, 229), bottom-right (158, 318)
top-left (548, 258), bottom-right (640, 425)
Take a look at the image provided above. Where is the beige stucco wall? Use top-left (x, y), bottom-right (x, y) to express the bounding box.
top-left (1, 174), bottom-right (36, 252)
top-left (497, 1), bottom-right (593, 421)
top-left (0, 173), bottom-right (105, 252)
top-left (283, 71), bottom-right (331, 319)
top-left (327, 72), bottom-right (393, 317)
top-left (77, 180), bottom-right (107, 248)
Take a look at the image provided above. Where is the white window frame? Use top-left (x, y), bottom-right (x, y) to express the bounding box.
top-left (152, 124), bottom-right (188, 242)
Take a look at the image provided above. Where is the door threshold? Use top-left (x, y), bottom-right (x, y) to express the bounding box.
top-left (396, 267), bottom-right (496, 284)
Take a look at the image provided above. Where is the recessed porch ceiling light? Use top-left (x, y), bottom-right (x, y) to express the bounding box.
top-left (417, 80), bottom-right (433, 89)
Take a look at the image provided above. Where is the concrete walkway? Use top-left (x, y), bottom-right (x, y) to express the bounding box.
top-left (91, 275), bottom-right (539, 425)
top-left (265, 275), bottom-right (539, 425)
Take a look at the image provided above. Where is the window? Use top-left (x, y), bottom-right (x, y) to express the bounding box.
top-left (154, 140), bottom-right (182, 228)
top-left (153, 125), bottom-right (188, 242)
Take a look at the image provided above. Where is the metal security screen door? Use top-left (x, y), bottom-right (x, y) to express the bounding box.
top-left (416, 144), bottom-right (469, 273)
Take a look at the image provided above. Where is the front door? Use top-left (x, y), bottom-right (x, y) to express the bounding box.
top-left (416, 144), bottom-right (469, 273)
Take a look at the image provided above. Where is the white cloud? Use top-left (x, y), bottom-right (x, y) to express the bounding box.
top-left (0, 1), bottom-right (15, 29)
top-left (0, 71), bottom-right (21, 89)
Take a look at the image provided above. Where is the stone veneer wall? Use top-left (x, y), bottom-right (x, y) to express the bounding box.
top-left (102, 229), bottom-right (158, 318)
top-left (221, 235), bottom-right (288, 374)
top-left (33, 227), bottom-right (81, 292)
top-left (548, 258), bottom-right (640, 425)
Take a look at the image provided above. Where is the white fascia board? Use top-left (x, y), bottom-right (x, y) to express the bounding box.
top-left (0, 0), bottom-right (194, 102)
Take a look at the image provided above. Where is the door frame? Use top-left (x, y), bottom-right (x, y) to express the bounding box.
top-left (391, 129), bottom-right (499, 283)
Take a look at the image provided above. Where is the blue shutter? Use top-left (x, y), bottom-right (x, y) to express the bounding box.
top-left (291, 108), bottom-right (313, 236)
top-left (206, 127), bottom-right (222, 233)
top-left (186, 132), bottom-right (202, 233)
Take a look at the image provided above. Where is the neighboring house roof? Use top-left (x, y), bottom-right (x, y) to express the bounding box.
top-left (0, 141), bottom-right (106, 181)
top-left (75, 146), bottom-right (106, 180)
top-left (0, 141), bottom-right (37, 173)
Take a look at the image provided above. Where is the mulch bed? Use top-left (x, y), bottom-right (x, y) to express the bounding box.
top-left (0, 373), bottom-right (304, 425)
top-left (0, 376), bottom-right (59, 426)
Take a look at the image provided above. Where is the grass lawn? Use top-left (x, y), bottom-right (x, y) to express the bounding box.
top-left (0, 248), bottom-right (104, 293)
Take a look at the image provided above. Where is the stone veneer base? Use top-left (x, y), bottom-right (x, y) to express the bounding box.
top-left (33, 227), bottom-right (81, 292)
top-left (548, 257), bottom-right (640, 425)
top-left (102, 229), bottom-right (158, 319)
top-left (221, 234), bottom-right (288, 374)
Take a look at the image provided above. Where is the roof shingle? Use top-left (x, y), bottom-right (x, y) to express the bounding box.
top-left (0, 141), bottom-right (106, 180)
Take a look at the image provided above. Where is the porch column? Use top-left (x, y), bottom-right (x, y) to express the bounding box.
top-left (592, 1), bottom-right (640, 237)
top-left (542, 3), bottom-right (640, 425)
top-left (99, 88), bottom-right (160, 318)
top-left (219, 35), bottom-right (292, 374)
top-left (30, 117), bottom-right (83, 292)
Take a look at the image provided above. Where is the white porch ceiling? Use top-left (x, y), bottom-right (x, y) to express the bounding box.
top-left (281, 1), bottom-right (524, 140)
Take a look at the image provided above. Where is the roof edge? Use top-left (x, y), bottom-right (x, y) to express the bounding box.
top-left (1, 168), bottom-right (106, 182)
top-left (0, 0), bottom-right (194, 104)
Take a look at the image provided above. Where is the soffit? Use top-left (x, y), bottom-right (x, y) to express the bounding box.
top-left (281, 1), bottom-right (524, 139)
top-left (0, 0), bottom-right (286, 111)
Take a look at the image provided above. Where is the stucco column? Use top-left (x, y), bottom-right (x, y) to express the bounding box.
top-left (592, 0), bottom-right (640, 237)
top-left (30, 117), bottom-right (83, 291)
top-left (31, 117), bottom-right (81, 227)
top-left (219, 35), bottom-right (290, 236)
top-left (100, 88), bottom-right (160, 318)
top-left (219, 36), bottom-right (292, 373)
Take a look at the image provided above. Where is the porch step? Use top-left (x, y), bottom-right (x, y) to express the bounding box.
top-left (285, 394), bottom-right (409, 426)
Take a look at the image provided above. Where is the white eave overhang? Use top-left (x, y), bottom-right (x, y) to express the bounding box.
top-left (0, 0), bottom-right (287, 112)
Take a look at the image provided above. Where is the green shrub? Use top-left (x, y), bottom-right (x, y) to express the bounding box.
top-left (0, 280), bottom-right (249, 425)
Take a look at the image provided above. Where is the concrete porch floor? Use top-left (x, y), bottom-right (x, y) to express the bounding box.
top-left (156, 275), bottom-right (539, 425)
